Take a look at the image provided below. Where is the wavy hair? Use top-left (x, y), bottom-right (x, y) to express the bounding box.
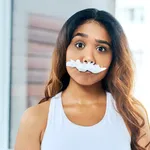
top-left (39, 8), bottom-right (149, 150)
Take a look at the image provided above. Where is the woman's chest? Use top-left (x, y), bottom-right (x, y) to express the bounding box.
top-left (63, 102), bottom-right (106, 126)
top-left (41, 126), bottom-right (131, 150)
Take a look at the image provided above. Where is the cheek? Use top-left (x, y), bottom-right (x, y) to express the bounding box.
top-left (96, 53), bottom-right (112, 68)
top-left (66, 44), bottom-right (83, 62)
top-left (66, 45), bottom-right (76, 60)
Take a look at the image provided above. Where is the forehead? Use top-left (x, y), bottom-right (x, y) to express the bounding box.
top-left (73, 21), bottom-right (111, 42)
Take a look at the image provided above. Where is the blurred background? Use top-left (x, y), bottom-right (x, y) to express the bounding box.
top-left (0, 0), bottom-right (150, 149)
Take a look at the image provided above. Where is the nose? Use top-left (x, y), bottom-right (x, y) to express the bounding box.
top-left (83, 59), bottom-right (95, 64)
top-left (82, 50), bottom-right (96, 64)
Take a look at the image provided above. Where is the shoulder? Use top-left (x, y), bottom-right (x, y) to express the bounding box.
top-left (22, 100), bottom-right (50, 122)
top-left (25, 99), bottom-right (50, 116)
top-left (19, 99), bottom-right (51, 140)
top-left (15, 100), bottom-right (51, 149)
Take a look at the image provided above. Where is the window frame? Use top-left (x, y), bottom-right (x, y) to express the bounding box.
top-left (0, 0), bottom-right (12, 149)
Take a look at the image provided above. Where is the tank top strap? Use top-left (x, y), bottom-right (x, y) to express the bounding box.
top-left (46, 92), bottom-right (63, 127)
top-left (105, 91), bottom-right (119, 124)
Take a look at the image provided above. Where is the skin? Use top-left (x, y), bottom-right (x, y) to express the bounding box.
top-left (62, 21), bottom-right (112, 126)
top-left (14, 21), bottom-right (150, 150)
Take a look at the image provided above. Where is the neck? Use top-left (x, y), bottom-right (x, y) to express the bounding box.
top-left (62, 78), bottom-right (105, 103)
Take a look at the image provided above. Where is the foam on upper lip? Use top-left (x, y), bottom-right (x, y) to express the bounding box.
top-left (66, 59), bottom-right (107, 74)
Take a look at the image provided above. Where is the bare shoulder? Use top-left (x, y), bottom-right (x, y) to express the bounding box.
top-left (15, 99), bottom-right (51, 150)
top-left (21, 100), bottom-right (51, 138)
top-left (22, 100), bottom-right (50, 124)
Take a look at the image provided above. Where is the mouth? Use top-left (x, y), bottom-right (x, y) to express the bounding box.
top-left (85, 70), bottom-right (91, 73)
top-left (78, 70), bottom-right (93, 74)
top-left (74, 68), bottom-right (98, 74)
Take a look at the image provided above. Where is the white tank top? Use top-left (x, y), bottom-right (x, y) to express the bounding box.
top-left (41, 91), bottom-right (131, 150)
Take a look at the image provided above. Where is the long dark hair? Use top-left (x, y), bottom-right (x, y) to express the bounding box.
top-left (39, 8), bottom-right (149, 150)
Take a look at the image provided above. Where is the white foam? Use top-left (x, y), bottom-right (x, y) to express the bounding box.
top-left (66, 59), bottom-right (107, 74)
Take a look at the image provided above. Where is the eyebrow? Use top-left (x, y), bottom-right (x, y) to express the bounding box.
top-left (72, 32), bottom-right (111, 47)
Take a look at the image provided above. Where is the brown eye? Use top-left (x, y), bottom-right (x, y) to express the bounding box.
top-left (75, 42), bottom-right (85, 49)
top-left (96, 46), bottom-right (107, 52)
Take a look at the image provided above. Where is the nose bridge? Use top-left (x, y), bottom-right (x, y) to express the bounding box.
top-left (83, 45), bottom-right (95, 63)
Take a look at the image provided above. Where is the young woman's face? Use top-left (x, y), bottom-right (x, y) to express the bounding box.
top-left (66, 21), bottom-right (112, 86)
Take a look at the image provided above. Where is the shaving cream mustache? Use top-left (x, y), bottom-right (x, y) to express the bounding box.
top-left (66, 59), bottom-right (107, 74)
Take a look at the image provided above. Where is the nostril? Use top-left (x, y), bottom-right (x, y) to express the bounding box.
top-left (83, 60), bottom-right (95, 64)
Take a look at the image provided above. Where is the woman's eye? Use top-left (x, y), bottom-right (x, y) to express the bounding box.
top-left (96, 46), bottom-right (107, 52)
top-left (75, 42), bottom-right (85, 49)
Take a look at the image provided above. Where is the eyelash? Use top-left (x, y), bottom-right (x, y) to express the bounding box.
top-left (74, 41), bottom-right (107, 52)
top-left (75, 41), bottom-right (85, 49)
top-left (96, 46), bottom-right (107, 52)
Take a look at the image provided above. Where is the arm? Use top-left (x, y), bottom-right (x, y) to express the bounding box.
top-left (14, 105), bottom-right (43, 150)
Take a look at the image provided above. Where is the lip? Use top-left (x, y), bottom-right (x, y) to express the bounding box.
top-left (80, 70), bottom-right (93, 74)
top-left (85, 71), bottom-right (92, 73)
top-left (75, 68), bottom-right (93, 74)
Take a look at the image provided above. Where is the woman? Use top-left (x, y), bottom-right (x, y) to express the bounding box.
top-left (15, 8), bottom-right (150, 150)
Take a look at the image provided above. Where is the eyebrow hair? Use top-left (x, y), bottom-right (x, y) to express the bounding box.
top-left (72, 32), bottom-right (111, 48)
top-left (95, 39), bottom-right (111, 47)
top-left (73, 32), bottom-right (88, 38)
